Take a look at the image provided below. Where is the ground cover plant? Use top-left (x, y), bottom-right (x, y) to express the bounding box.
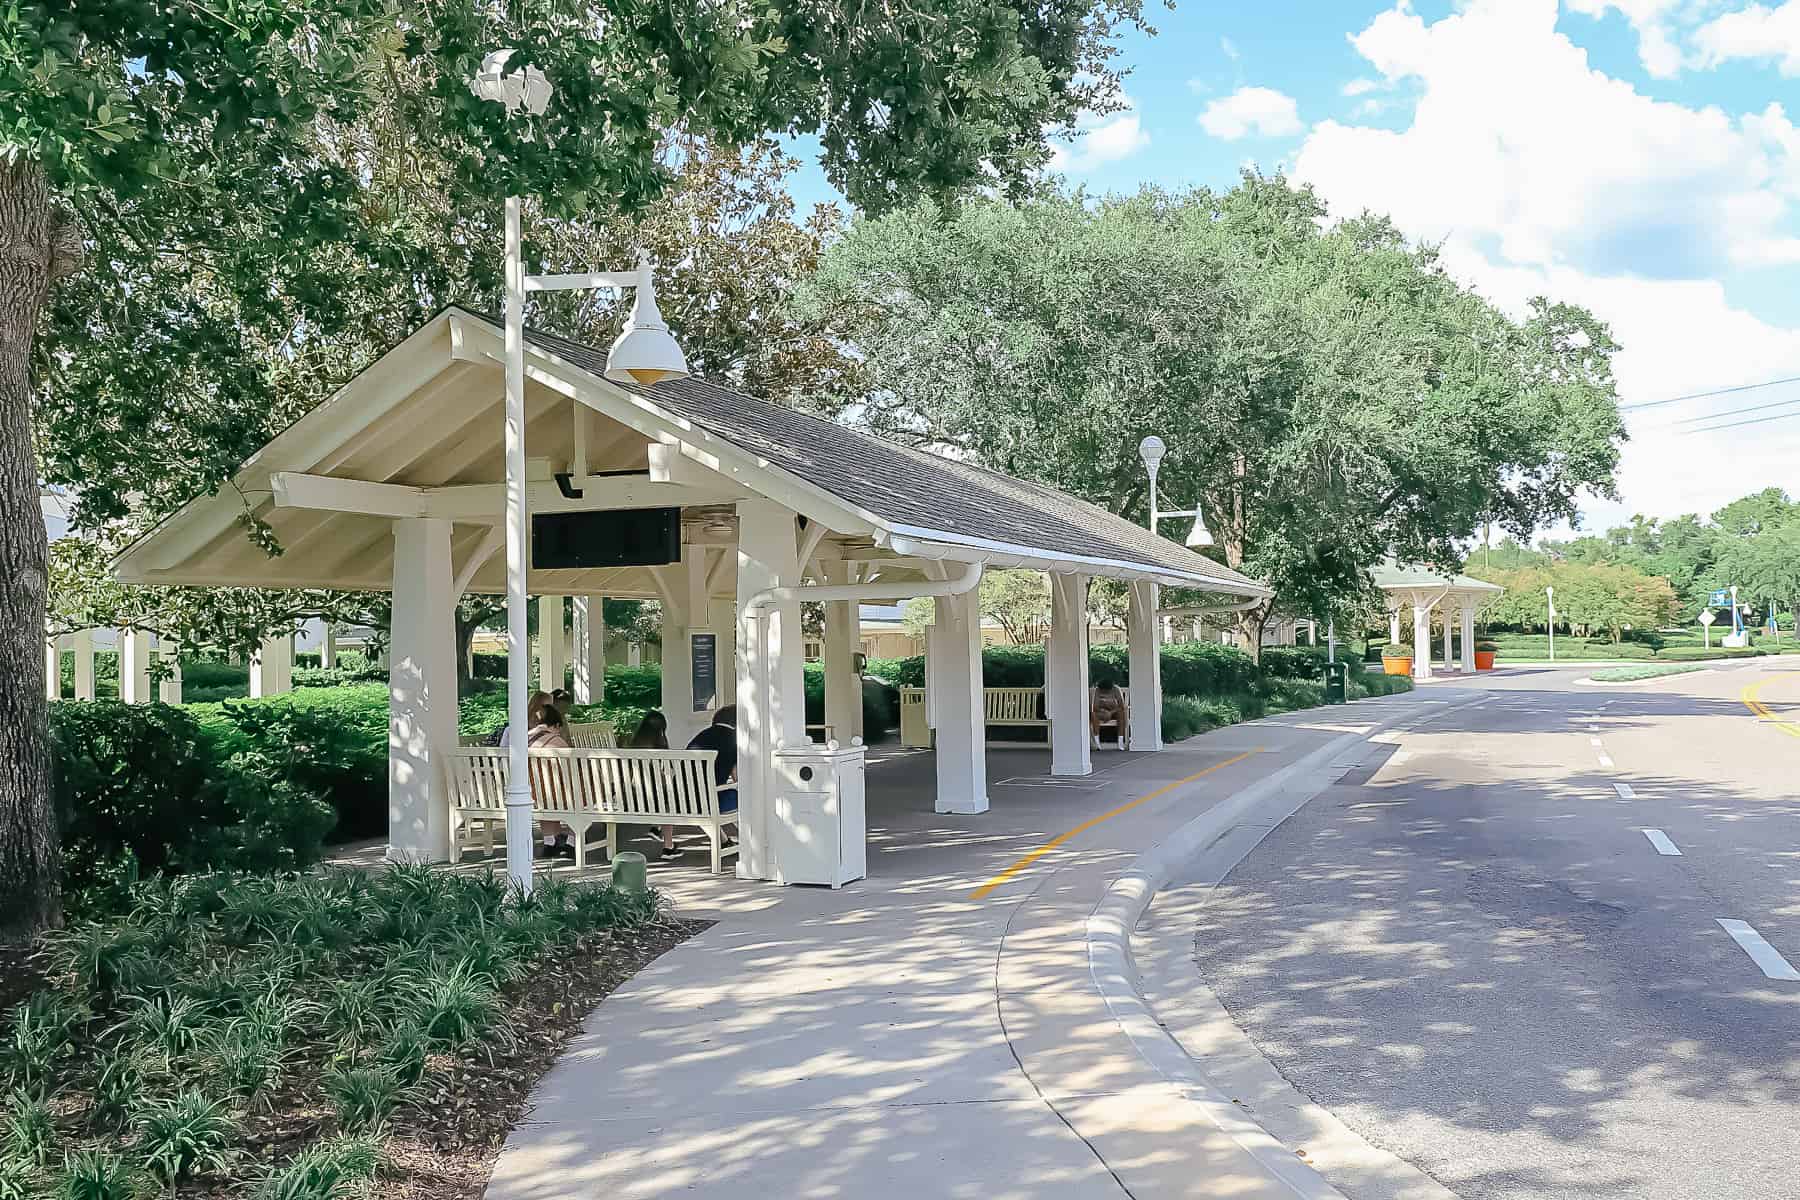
top-left (1588, 664), bottom-right (1708, 683)
top-left (1, 867), bottom-right (697, 1198)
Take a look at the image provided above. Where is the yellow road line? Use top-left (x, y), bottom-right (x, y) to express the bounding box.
top-left (1740, 678), bottom-right (1800, 738)
top-left (969, 750), bottom-right (1261, 900)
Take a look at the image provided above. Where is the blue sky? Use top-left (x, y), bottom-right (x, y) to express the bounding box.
top-left (791, 1), bottom-right (1800, 536)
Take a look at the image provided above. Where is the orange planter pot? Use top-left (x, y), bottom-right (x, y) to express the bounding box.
top-left (1474, 650), bottom-right (1497, 671)
top-left (1381, 655), bottom-right (1413, 676)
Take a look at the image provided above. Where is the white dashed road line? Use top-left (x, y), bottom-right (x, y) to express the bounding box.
top-left (1598, 754), bottom-right (1615, 768)
top-left (1391, 750), bottom-right (1412, 764)
top-left (1614, 783), bottom-right (1635, 800)
top-left (1717, 919), bottom-right (1800, 982)
top-left (1590, 737), bottom-right (1603, 747)
top-left (1641, 829), bottom-right (1681, 856)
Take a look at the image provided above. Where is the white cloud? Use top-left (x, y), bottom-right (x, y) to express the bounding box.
top-left (1565, 0), bottom-right (1685, 78)
top-left (1047, 94), bottom-right (1151, 173)
top-left (1341, 77), bottom-right (1380, 97)
top-left (1186, 77), bottom-right (1209, 95)
top-left (1291, 0), bottom-right (1800, 526)
top-left (1221, 36), bottom-right (1241, 60)
top-left (1199, 87), bottom-right (1304, 140)
top-left (1297, 1), bottom-right (1800, 277)
top-left (1693, 1), bottom-right (1800, 76)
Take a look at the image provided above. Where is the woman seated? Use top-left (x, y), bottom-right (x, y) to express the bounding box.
top-left (528, 701), bottom-right (576, 858)
top-left (1090, 679), bottom-right (1129, 750)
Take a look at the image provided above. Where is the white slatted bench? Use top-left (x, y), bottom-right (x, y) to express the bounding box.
top-left (898, 686), bottom-right (1051, 747)
top-left (444, 746), bottom-right (738, 873)
top-left (567, 720), bottom-right (616, 748)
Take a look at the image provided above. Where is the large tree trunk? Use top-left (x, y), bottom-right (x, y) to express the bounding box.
top-left (0, 159), bottom-right (77, 936)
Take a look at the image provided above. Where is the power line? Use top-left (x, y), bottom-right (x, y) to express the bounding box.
top-left (1680, 407), bottom-right (1800, 435)
top-left (1669, 395), bottom-right (1800, 427)
top-left (1623, 374), bottom-right (1800, 412)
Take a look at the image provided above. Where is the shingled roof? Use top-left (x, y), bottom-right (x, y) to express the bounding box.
top-left (495, 313), bottom-right (1266, 596)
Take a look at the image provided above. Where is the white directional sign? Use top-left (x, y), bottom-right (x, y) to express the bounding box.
top-left (1698, 609), bottom-right (1716, 626)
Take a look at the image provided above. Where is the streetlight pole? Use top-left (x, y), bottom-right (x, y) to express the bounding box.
top-left (474, 51), bottom-right (688, 895)
top-left (1546, 585), bottom-right (1556, 663)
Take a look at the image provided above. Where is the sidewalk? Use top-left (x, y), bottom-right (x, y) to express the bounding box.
top-left (484, 694), bottom-right (1457, 1199)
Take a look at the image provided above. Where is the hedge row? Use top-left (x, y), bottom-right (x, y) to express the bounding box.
top-left (864, 640), bottom-right (1312, 694)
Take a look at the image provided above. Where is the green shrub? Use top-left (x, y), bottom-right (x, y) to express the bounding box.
top-left (133, 1091), bottom-right (237, 1182)
top-left (252, 1136), bottom-right (379, 1200)
top-left (323, 1066), bottom-right (404, 1134)
top-left (3, 992), bottom-right (85, 1095)
top-left (196, 691), bottom-right (388, 845)
top-left (47, 704), bottom-right (226, 907)
top-left (1258, 646), bottom-right (1328, 680)
top-left (1159, 641), bottom-right (1259, 695)
top-left (1588, 663), bottom-right (1705, 682)
top-left (4, 1091), bottom-right (54, 1166)
top-left (54, 1150), bottom-right (147, 1200)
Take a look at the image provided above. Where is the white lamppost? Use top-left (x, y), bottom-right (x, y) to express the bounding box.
top-left (472, 50), bottom-right (688, 895)
top-left (1545, 585), bottom-right (1556, 662)
top-left (1138, 434), bottom-right (1212, 547)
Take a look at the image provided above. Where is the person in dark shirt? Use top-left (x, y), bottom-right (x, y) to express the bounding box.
top-left (658, 705), bottom-right (737, 860)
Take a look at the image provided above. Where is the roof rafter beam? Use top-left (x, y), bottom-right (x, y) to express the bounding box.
top-left (269, 471), bottom-right (749, 521)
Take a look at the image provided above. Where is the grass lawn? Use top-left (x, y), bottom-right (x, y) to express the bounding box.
top-left (1, 868), bottom-right (699, 1198)
top-left (1475, 631), bottom-right (1800, 663)
top-left (1588, 663), bottom-right (1708, 683)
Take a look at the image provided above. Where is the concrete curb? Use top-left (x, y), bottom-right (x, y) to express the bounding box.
top-left (1083, 694), bottom-right (1487, 1199)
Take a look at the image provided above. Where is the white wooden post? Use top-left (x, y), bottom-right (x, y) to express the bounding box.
top-left (159, 642), bottom-right (183, 705)
top-left (44, 636), bottom-right (60, 701)
top-left (388, 517), bottom-right (457, 863)
top-left (572, 595), bottom-right (606, 704)
top-left (659, 556), bottom-right (698, 746)
top-left (119, 629), bottom-right (152, 705)
top-left (1412, 601), bottom-right (1433, 682)
top-left (1048, 572), bottom-right (1092, 775)
top-left (710, 596), bottom-right (737, 706)
top-left (934, 586), bottom-right (990, 814)
top-left (1389, 608), bottom-right (1402, 646)
top-left (71, 629), bottom-right (95, 700)
top-left (735, 500), bottom-right (804, 880)
top-left (1441, 605), bottom-right (1454, 670)
top-left (536, 595), bottom-right (566, 693)
top-left (823, 561), bottom-right (860, 742)
top-left (1461, 604), bottom-right (1477, 673)
top-left (1128, 580), bottom-right (1163, 752)
top-left (249, 634), bottom-right (294, 697)
top-left (321, 623), bottom-right (338, 669)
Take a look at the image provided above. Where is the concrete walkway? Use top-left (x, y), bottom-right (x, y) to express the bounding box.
top-left (484, 694), bottom-right (1455, 1199)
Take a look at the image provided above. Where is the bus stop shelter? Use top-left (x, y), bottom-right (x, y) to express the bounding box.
top-left (1373, 559), bottom-right (1502, 679)
top-left (117, 307), bottom-right (1269, 882)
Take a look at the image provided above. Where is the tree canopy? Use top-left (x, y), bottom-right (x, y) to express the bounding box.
top-left (794, 175), bottom-right (1627, 647)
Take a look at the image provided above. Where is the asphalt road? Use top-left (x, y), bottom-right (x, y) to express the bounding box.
top-left (1190, 661), bottom-right (1800, 1200)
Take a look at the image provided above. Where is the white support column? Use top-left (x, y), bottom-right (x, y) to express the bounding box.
top-left (1048, 572), bottom-right (1092, 776)
top-left (1412, 601), bottom-right (1433, 682)
top-left (1441, 605), bottom-right (1454, 670)
top-left (934, 585), bottom-right (990, 814)
top-left (710, 596), bottom-right (737, 707)
top-left (1461, 604), bottom-right (1477, 673)
top-left (44, 636), bottom-right (60, 701)
top-left (159, 642), bottom-right (183, 705)
top-left (823, 561), bottom-right (860, 743)
top-left (119, 629), bottom-right (152, 705)
top-left (71, 629), bottom-right (95, 701)
top-left (1389, 608), bottom-right (1402, 645)
top-left (735, 500), bottom-right (805, 880)
top-left (249, 634), bottom-right (294, 697)
top-left (321, 624), bottom-right (338, 670)
top-left (536, 596), bottom-right (566, 693)
top-left (388, 517), bottom-right (458, 864)
top-left (1127, 580), bottom-right (1163, 752)
top-left (572, 596), bottom-right (606, 705)
top-left (660, 553), bottom-right (706, 746)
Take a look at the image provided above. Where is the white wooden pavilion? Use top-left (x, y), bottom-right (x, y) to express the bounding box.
top-left (1373, 560), bottom-right (1503, 679)
top-left (116, 307), bottom-right (1268, 882)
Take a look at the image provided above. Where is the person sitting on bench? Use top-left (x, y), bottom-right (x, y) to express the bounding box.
top-left (658, 705), bottom-right (737, 861)
top-left (1090, 680), bottom-right (1129, 749)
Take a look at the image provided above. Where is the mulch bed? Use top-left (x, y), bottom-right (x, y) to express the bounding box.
top-left (377, 917), bottom-right (707, 1199)
top-left (4, 915), bottom-right (707, 1197)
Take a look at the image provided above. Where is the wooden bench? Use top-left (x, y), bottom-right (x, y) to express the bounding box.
top-left (444, 746), bottom-right (738, 873)
top-left (898, 686), bottom-right (1050, 747)
top-left (456, 719), bottom-right (615, 750)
